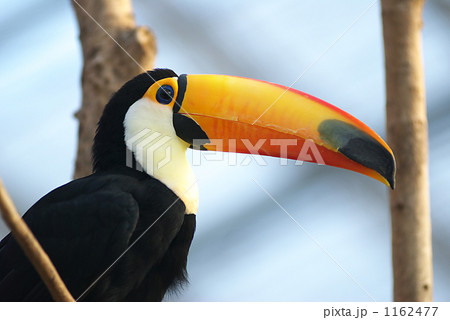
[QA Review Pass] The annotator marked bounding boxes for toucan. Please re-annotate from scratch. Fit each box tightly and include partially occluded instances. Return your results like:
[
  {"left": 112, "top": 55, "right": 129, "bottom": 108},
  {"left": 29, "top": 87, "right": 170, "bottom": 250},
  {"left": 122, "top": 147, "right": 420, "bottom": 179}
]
[{"left": 0, "top": 68, "right": 395, "bottom": 301}]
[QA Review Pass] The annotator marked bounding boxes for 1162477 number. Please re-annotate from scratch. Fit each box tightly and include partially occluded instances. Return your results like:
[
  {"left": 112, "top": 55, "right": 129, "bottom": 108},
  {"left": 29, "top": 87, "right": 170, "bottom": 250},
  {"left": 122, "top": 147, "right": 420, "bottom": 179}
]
[{"left": 384, "top": 307, "right": 438, "bottom": 317}]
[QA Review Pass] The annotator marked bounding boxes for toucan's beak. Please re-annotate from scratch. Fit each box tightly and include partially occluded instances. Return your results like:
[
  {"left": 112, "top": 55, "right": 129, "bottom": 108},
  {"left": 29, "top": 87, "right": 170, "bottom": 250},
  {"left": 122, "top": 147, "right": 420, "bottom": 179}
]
[{"left": 175, "top": 74, "right": 396, "bottom": 188}]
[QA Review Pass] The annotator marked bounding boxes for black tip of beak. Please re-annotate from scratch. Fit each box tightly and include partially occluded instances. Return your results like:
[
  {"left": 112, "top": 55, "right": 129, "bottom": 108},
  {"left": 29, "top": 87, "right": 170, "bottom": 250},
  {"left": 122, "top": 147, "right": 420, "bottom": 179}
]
[{"left": 319, "top": 120, "right": 396, "bottom": 189}]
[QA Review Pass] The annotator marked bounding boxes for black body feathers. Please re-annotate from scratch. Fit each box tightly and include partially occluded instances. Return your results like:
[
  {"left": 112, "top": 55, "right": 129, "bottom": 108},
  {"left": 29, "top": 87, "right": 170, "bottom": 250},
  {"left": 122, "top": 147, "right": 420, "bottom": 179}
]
[{"left": 0, "top": 69, "right": 196, "bottom": 301}]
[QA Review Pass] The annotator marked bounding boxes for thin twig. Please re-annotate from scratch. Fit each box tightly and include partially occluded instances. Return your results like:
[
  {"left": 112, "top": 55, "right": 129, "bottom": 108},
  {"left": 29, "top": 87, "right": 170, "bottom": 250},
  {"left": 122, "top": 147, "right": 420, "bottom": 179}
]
[{"left": 0, "top": 178, "right": 74, "bottom": 302}]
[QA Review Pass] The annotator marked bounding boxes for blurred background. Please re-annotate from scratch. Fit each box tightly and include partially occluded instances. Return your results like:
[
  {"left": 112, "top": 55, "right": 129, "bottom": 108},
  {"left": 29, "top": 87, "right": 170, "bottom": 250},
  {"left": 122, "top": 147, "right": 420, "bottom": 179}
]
[{"left": 0, "top": 0, "right": 449, "bottom": 301}]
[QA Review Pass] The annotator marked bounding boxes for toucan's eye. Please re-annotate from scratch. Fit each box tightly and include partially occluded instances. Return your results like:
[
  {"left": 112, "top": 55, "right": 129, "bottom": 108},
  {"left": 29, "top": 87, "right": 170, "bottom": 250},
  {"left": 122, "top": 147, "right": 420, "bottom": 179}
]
[{"left": 156, "top": 85, "right": 175, "bottom": 104}]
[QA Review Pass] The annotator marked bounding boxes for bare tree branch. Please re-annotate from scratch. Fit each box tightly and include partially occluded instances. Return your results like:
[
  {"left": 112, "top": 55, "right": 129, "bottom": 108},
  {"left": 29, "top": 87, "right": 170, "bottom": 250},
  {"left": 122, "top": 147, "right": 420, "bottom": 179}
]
[
  {"left": 381, "top": 0, "right": 433, "bottom": 301},
  {"left": 0, "top": 178, "right": 74, "bottom": 302},
  {"left": 72, "top": 0, "right": 157, "bottom": 178}
]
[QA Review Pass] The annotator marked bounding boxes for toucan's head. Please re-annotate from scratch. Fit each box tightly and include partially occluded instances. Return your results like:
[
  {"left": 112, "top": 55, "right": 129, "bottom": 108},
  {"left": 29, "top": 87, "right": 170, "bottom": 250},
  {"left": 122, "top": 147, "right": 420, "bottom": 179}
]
[{"left": 93, "top": 68, "right": 395, "bottom": 213}]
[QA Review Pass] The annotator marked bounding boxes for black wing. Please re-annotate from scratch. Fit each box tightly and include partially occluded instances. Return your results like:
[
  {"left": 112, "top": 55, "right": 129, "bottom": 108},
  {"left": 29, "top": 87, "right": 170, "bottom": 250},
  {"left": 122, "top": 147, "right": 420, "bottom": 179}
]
[{"left": 0, "top": 171, "right": 186, "bottom": 301}]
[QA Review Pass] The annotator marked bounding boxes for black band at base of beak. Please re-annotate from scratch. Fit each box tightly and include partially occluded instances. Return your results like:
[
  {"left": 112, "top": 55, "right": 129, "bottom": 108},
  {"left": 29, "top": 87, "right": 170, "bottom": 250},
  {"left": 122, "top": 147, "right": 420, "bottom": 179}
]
[{"left": 173, "top": 113, "right": 210, "bottom": 148}]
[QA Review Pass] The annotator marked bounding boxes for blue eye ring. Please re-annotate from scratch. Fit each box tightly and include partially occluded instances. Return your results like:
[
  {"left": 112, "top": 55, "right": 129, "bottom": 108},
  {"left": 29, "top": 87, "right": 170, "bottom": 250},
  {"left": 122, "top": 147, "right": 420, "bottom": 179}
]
[{"left": 155, "top": 85, "right": 175, "bottom": 104}]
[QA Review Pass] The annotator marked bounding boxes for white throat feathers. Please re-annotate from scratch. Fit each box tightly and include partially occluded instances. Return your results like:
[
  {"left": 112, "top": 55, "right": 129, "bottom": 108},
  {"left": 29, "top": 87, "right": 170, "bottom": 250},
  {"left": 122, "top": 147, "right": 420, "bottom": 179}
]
[{"left": 123, "top": 98, "right": 199, "bottom": 214}]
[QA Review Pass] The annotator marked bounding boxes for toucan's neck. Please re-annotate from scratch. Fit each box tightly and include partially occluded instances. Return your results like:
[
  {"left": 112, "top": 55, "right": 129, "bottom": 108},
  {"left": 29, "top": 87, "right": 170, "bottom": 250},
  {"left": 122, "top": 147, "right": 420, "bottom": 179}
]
[
  {"left": 123, "top": 98, "right": 199, "bottom": 214},
  {"left": 92, "top": 118, "right": 128, "bottom": 173},
  {"left": 93, "top": 98, "right": 199, "bottom": 214},
  {"left": 123, "top": 98, "right": 198, "bottom": 213},
  {"left": 92, "top": 70, "right": 199, "bottom": 214},
  {"left": 93, "top": 75, "right": 152, "bottom": 173}
]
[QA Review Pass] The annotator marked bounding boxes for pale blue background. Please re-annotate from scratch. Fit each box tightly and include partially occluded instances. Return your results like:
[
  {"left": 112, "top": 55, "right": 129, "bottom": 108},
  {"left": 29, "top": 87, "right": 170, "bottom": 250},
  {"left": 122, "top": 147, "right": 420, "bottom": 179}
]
[{"left": 0, "top": 0, "right": 449, "bottom": 301}]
